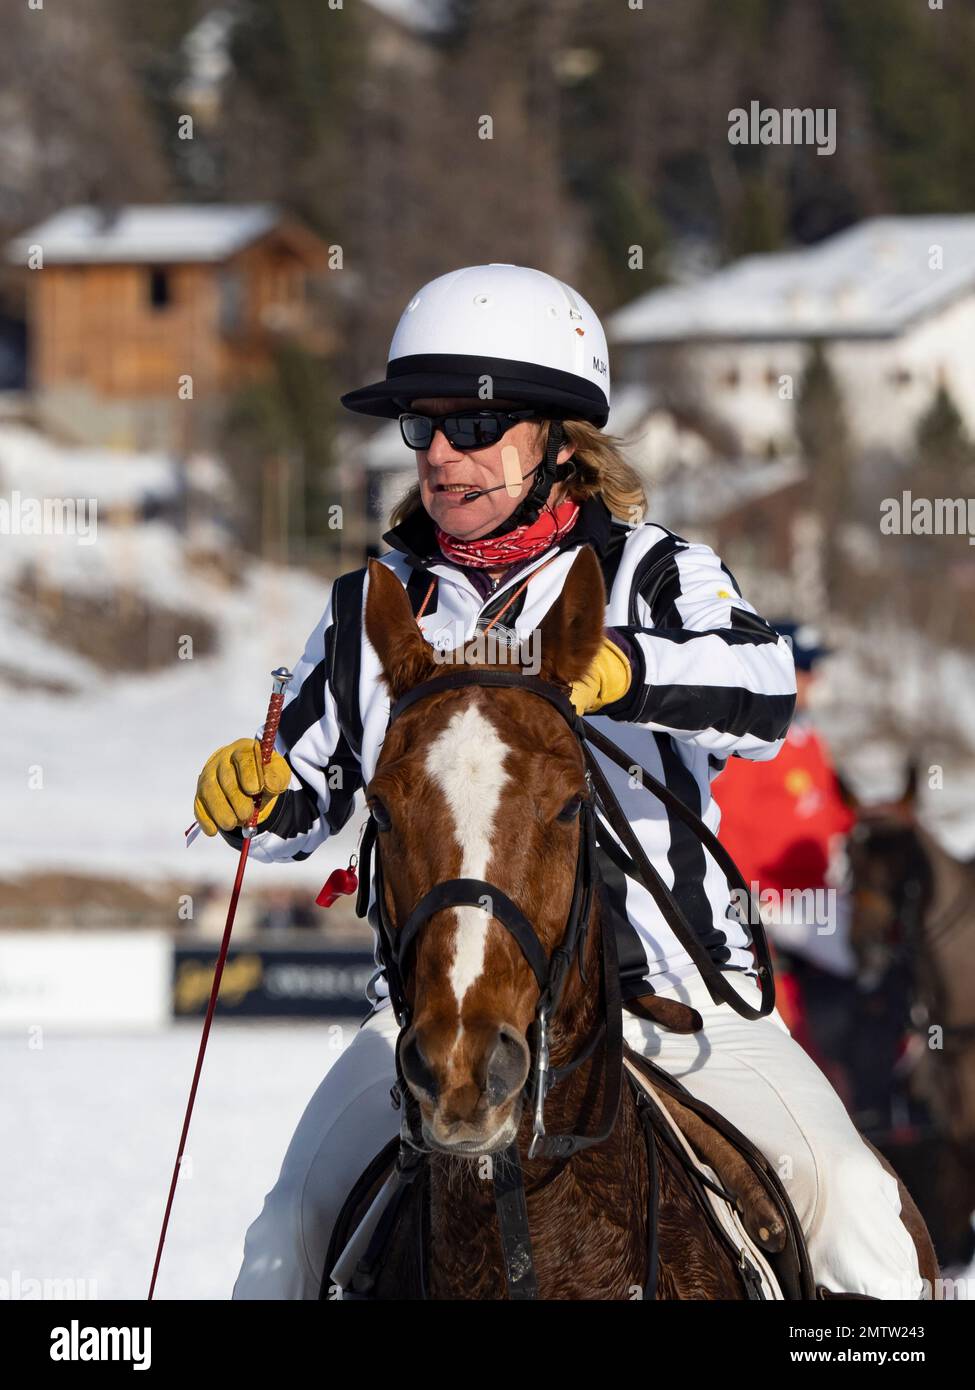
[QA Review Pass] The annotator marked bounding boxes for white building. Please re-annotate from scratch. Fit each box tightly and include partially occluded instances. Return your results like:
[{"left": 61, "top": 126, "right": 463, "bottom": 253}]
[{"left": 608, "top": 215, "right": 975, "bottom": 458}]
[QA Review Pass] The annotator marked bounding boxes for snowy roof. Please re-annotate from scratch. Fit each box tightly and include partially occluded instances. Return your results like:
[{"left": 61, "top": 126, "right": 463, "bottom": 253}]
[
  {"left": 605, "top": 382, "right": 662, "bottom": 435},
  {"left": 364, "top": 0, "right": 450, "bottom": 34},
  {"left": 0, "top": 424, "right": 180, "bottom": 506},
  {"left": 5, "top": 204, "right": 282, "bottom": 266},
  {"left": 650, "top": 456, "right": 805, "bottom": 527},
  {"left": 609, "top": 216, "right": 975, "bottom": 344},
  {"left": 356, "top": 419, "right": 412, "bottom": 474}
]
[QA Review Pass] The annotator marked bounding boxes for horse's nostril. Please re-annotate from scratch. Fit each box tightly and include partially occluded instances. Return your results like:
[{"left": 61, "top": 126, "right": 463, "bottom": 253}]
[
  {"left": 400, "top": 1029, "right": 439, "bottom": 1102},
  {"left": 484, "top": 1025, "right": 529, "bottom": 1108}
]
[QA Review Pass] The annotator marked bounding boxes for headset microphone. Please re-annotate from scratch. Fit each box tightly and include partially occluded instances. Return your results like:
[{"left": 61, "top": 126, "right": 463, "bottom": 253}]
[{"left": 461, "top": 464, "right": 539, "bottom": 503}]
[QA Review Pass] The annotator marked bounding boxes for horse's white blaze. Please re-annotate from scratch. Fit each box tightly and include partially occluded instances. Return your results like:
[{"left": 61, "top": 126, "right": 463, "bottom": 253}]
[{"left": 424, "top": 702, "right": 510, "bottom": 1014}]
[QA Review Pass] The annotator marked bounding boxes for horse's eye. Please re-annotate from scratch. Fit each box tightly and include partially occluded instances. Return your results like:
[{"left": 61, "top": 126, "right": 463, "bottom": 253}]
[
  {"left": 557, "top": 795, "right": 583, "bottom": 823},
  {"left": 370, "top": 799, "right": 392, "bottom": 831}
]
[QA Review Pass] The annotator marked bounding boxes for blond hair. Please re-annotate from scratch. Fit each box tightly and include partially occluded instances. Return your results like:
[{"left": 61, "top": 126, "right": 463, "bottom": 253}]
[{"left": 388, "top": 418, "right": 648, "bottom": 529}]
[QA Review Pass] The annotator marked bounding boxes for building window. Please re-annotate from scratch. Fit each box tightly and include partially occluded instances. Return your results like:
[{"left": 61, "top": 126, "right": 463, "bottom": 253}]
[
  {"left": 720, "top": 366, "right": 740, "bottom": 390},
  {"left": 888, "top": 367, "right": 913, "bottom": 388},
  {"left": 219, "top": 270, "right": 244, "bottom": 333},
  {"left": 148, "top": 267, "right": 171, "bottom": 309}
]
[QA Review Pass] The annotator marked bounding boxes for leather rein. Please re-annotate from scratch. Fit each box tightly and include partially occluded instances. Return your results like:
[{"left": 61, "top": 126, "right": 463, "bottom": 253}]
[{"left": 347, "top": 665, "right": 776, "bottom": 1299}]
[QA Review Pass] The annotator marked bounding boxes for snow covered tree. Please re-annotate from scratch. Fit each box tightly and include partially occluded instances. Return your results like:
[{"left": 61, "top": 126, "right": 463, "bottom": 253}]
[
  {"left": 795, "top": 342, "right": 853, "bottom": 611},
  {"left": 915, "top": 384, "right": 975, "bottom": 499}
]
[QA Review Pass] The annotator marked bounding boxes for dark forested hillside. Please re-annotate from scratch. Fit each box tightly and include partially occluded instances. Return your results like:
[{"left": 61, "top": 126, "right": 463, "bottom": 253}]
[{"left": 3, "top": 0, "right": 975, "bottom": 368}]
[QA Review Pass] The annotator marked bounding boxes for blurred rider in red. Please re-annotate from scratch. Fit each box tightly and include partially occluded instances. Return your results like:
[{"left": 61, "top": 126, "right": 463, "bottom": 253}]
[{"left": 712, "top": 622, "right": 857, "bottom": 1098}]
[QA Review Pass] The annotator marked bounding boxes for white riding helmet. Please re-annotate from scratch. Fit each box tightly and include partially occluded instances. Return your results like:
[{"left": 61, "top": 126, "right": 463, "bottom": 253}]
[{"left": 341, "top": 263, "right": 611, "bottom": 426}]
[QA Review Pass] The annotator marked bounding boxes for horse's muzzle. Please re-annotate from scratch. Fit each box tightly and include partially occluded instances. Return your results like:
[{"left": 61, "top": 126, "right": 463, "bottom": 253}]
[{"left": 400, "top": 1020, "right": 531, "bottom": 1150}]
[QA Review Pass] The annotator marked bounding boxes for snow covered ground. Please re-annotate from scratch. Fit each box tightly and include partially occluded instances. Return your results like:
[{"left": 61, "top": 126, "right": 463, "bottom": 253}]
[
  {"left": 2, "top": 1019, "right": 366, "bottom": 1300},
  {"left": 6, "top": 1020, "right": 974, "bottom": 1302},
  {"left": 0, "top": 425, "right": 361, "bottom": 889}
]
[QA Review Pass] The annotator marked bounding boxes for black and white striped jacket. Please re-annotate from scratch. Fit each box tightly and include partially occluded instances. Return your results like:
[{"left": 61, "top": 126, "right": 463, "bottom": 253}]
[{"left": 238, "top": 496, "right": 797, "bottom": 998}]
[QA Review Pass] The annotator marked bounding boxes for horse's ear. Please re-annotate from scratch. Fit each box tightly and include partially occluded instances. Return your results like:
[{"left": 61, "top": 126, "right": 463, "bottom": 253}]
[
  {"left": 536, "top": 546, "right": 607, "bottom": 689},
  {"left": 364, "top": 559, "right": 439, "bottom": 700}
]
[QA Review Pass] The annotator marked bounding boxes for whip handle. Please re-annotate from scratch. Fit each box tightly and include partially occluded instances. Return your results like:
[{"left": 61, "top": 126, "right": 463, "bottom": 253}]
[{"left": 247, "top": 667, "right": 292, "bottom": 831}]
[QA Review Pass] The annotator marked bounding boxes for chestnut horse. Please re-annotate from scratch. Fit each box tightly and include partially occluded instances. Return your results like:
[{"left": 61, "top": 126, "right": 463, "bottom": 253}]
[{"left": 326, "top": 549, "right": 935, "bottom": 1299}]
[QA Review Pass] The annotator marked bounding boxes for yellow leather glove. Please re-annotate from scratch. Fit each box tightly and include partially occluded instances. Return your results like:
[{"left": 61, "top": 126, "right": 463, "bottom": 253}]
[
  {"left": 194, "top": 738, "right": 291, "bottom": 837},
  {"left": 569, "top": 636, "right": 632, "bottom": 715}
]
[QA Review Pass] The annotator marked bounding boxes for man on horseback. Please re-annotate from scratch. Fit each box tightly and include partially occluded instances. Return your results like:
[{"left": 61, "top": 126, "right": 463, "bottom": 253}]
[{"left": 194, "top": 265, "right": 925, "bottom": 1299}]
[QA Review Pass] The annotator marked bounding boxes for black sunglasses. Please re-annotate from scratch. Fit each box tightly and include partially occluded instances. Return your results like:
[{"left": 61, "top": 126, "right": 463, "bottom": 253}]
[{"left": 398, "top": 407, "right": 542, "bottom": 452}]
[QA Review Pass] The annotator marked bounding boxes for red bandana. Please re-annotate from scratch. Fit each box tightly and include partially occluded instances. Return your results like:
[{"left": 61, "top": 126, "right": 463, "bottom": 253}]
[{"left": 434, "top": 499, "right": 580, "bottom": 569}]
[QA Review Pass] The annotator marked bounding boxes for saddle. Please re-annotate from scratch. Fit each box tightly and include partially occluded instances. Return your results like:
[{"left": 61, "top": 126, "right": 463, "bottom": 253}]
[
  {"left": 320, "top": 1021, "right": 820, "bottom": 1301},
  {"left": 620, "top": 1042, "right": 815, "bottom": 1300}
]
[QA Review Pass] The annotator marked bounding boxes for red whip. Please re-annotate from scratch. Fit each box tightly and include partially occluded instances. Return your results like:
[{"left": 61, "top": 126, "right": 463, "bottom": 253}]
[{"left": 148, "top": 666, "right": 293, "bottom": 1300}]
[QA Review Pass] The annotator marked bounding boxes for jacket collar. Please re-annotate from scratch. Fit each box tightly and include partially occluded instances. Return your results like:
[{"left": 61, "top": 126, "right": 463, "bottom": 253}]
[{"left": 382, "top": 494, "right": 615, "bottom": 570}]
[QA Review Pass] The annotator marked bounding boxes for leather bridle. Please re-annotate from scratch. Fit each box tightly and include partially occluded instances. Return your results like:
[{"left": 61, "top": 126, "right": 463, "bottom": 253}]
[{"left": 348, "top": 665, "right": 776, "bottom": 1299}]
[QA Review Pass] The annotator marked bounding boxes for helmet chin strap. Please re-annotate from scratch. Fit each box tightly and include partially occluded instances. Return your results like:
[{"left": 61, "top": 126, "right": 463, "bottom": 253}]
[{"left": 474, "top": 421, "right": 569, "bottom": 542}]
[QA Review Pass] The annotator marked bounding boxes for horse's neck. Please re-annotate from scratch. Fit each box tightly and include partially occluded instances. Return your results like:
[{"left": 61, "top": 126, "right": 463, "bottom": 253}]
[
  {"left": 912, "top": 821, "right": 974, "bottom": 1018},
  {"left": 915, "top": 822, "right": 970, "bottom": 925}
]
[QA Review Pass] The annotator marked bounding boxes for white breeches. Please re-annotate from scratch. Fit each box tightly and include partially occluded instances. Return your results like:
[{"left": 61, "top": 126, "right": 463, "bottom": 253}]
[{"left": 231, "top": 975, "right": 923, "bottom": 1300}]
